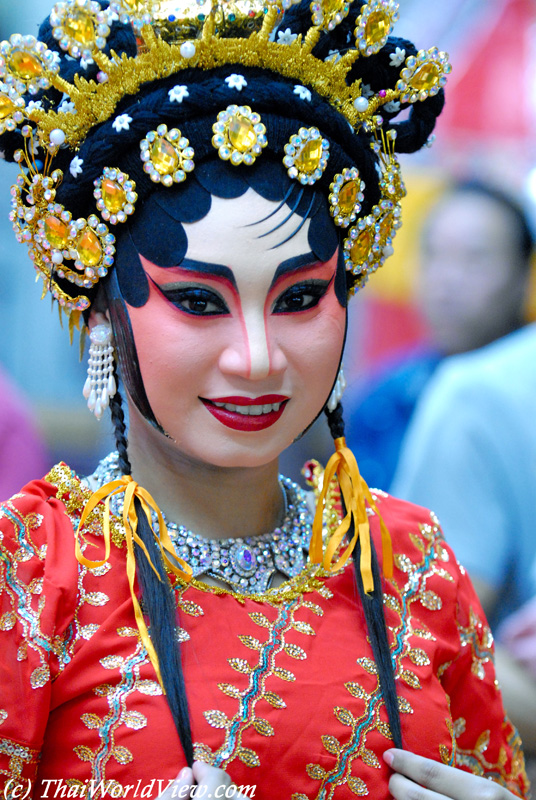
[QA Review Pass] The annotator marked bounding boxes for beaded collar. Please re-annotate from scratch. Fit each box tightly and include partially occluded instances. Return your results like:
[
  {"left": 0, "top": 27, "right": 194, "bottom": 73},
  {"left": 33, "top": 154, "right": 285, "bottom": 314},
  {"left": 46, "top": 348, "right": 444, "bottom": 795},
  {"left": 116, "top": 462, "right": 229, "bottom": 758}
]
[{"left": 86, "top": 452, "right": 314, "bottom": 594}]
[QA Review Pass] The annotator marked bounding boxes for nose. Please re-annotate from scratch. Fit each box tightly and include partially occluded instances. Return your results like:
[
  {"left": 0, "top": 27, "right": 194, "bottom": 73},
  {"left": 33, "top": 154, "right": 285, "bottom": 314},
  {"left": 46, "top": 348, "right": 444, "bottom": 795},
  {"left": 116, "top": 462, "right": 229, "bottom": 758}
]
[{"left": 218, "top": 312, "right": 287, "bottom": 380}]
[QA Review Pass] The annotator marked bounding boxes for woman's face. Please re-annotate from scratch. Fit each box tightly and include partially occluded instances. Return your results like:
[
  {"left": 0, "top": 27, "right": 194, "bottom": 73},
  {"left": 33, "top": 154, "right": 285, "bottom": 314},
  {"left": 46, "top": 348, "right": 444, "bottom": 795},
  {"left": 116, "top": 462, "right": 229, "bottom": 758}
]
[{"left": 124, "top": 189, "right": 346, "bottom": 468}]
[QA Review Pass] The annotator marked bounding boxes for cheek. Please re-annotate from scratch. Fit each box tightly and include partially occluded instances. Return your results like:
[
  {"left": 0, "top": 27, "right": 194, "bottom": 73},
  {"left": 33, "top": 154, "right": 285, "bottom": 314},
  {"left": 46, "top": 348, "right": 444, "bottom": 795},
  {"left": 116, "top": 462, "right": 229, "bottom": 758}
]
[
  {"left": 125, "top": 283, "right": 218, "bottom": 389},
  {"left": 270, "top": 291, "right": 346, "bottom": 382}
]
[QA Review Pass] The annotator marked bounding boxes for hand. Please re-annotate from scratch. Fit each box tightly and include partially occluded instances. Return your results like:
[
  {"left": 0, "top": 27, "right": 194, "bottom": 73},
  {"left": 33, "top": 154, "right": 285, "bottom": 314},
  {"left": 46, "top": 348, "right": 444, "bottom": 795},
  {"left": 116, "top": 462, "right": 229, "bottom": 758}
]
[
  {"left": 384, "top": 749, "right": 520, "bottom": 799},
  {"left": 158, "top": 761, "right": 245, "bottom": 799}
]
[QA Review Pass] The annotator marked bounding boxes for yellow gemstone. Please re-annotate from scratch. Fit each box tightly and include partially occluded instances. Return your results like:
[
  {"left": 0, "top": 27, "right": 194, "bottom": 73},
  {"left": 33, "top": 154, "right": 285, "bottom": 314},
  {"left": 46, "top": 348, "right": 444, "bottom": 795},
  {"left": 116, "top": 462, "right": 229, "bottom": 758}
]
[
  {"left": 101, "top": 179, "right": 126, "bottom": 214},
  {"left": 8, "top": 50, "right": 44, "bottom": 81},
  {"left": 323, "top": 0, "right": 342, "bottom": 14},
  {"left": 410, "top": 63, "right": 440, "bottom": 92},
  {"left": 295, "top": 139, "right": 323, "bottom": 175},
  {"left": 364, "top": 11, "right": 390, "bottom": 45},
  {"left": 338, "top": 180, "right": 358, "bottom": 214},
  {"left": 0, "top": 93, "right": 16, "bottom": 121},
  {"left": 64, "top": 9, "right": 96, "bottom": 46},
  {"left": 350, "top": 230, "right": 371, "bottom": 264},
  {"left": 77, "top": 229, "right": 102, "bottom": 267},
  {"left": 379, "top": 215, "right": 392, "bottom": 242},
  {"left": 45, "top": 216, "right": 70, "bottom": 249},
  {"left": 228, "top": 115, "right": 257, "bottom": 153},
  {"left": 151, "top": 137, "right": 179, "bottom": 175}
]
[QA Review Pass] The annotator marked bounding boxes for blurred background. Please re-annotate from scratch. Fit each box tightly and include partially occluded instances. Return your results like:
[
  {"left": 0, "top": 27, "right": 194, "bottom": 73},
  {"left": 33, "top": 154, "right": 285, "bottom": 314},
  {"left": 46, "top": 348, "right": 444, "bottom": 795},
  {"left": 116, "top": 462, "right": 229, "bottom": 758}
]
[{"left": 0, "top": 0, "right": 535, "bottom": 484}]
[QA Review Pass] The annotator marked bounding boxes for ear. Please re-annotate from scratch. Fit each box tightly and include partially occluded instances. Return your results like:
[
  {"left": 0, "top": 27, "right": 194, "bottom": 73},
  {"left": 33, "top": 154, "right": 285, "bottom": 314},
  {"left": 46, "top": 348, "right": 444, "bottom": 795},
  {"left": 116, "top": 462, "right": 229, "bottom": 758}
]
[{"left": 87, "top": 308, "right": 111, "bottom": 331}]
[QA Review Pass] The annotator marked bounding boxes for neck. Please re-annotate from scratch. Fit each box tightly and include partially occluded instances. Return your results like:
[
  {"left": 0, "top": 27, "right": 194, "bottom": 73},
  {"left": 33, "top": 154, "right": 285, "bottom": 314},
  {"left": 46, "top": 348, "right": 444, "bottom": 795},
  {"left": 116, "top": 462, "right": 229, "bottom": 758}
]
[{"left": 124, "top": 404, "right": 285, "bottom": 540}]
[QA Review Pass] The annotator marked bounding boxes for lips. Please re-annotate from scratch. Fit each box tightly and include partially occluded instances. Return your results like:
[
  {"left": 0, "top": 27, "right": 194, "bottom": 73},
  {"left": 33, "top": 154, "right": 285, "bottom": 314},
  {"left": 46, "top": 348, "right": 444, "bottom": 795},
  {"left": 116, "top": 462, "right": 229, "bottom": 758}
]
[{"left": 201, "top": 394, "right": 289, "bottom": 431}]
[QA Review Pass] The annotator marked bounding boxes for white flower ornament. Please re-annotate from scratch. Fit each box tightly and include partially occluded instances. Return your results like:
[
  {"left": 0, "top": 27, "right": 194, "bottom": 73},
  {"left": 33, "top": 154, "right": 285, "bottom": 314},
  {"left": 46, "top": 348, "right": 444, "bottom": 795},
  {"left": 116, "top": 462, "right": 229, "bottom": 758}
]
[
  {"left": 384, "top": 100, "right": 401, "bottom": 113},
  {"left": 113, "top": 114, "right": 132, "bottom": 132},
  {"left": 294, "top": 85, "right": 311, "bottom": 102},
  {"left": 390, "top": 47, "right": 406, "bottom": 67},
  {"left": 277, "top": 28, "right": 297, "bottom": 45},
  {"left": 70, "top": 156, "right": 84, "bottom": 178},
  {"left": 58, "top": 99, "right": 76, "bottom": 114},
  {"left": 225, "top": 74, "right": 247, "bottom": 91},
  {"left": 169, "top": 85, "right": 189, "bottom": 103}
]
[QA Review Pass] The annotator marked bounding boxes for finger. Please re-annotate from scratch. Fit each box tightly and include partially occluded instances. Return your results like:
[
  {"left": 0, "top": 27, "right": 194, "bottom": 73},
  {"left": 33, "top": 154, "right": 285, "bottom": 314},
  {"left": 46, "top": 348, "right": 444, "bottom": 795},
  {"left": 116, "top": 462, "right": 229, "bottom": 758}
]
[
  {"left": 384, "top": 750, "right": 511, "bottom": 800},
  {"left": 158, "top": 767, "right": 194, "bottom": 799},
  {"left": 389, "top": 772, "right": 451, "bottom": 800},
  {"left": 192, "top": 760, "right": 233, "bottom": 795}
]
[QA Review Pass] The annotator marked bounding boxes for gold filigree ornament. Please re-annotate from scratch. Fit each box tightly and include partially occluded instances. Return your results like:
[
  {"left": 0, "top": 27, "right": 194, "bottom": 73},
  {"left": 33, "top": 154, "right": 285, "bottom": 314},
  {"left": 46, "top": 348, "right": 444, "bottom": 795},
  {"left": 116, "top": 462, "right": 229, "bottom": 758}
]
[
  {"left": 310, "top": 0, "right": 351, "bottom": 33},
  {"left": 329, "top": 167, "right": 365, "bottom": 227},
  {"left": 283, "top": 126, "right": 329, "bottom": 185},
  {"left": 50, "top": 0, "right": 113, "bottom": 60},
  {"left": 354, "top": 0, "right": 399, "bottom": 56},
  {"left": 94, "top": 168, "right": 138, "bottom": 224},
  {"left": 0, "top": 34, "right": 61, "bottom": 134},
  {"left": 342, "top": 129, "right": 404, "bottom": 291},
  {"left": 140, "top": 124, "right": 195, "bottom": 185},
  {"left": 212, "top": 105, "right": 267, "bottom": 166},
  {"left": 10, "top": 142, "right": 116, "bottom": 317},
  {"left": 396, "top": 47, "right": 451, "bottom": 103}
]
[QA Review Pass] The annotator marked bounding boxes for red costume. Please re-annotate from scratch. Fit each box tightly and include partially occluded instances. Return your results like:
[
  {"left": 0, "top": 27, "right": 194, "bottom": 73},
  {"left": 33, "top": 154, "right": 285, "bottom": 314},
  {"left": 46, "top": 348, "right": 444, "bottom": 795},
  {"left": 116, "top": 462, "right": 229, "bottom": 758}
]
[{"left": 0, "top": 463, "right": 528, "bottom": 798}]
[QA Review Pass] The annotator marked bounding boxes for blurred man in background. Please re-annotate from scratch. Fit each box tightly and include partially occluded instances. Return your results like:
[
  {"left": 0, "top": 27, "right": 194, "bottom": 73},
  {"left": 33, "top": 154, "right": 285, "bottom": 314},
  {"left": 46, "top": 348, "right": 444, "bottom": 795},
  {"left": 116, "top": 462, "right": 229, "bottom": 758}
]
[{"left": 345, "top": 180, "right": 533, "bottom": 490}]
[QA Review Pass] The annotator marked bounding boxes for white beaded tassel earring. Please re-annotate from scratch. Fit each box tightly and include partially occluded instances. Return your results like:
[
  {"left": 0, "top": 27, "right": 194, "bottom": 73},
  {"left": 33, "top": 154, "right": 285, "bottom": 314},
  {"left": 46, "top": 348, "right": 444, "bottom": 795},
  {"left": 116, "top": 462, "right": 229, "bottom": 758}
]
[
  {"left": 327, "top": 365, "right": 347, "bottom": 412},
  {"left": 83, "top": 324, "right": 116, "bottom": 420}
]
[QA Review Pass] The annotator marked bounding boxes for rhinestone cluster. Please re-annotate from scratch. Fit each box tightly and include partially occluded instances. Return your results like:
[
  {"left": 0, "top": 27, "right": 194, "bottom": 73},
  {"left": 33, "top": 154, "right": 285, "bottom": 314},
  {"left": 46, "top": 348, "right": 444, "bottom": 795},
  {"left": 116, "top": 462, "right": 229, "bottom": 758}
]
[
  {"left": 89, "top": 452, "right": 314, "bottom": 594},
  {"left": 140, "top": 124, "right": 195, "bottom": 185},
  {"left": 212, "top": 105, "right": 267, "bottom": 166}
]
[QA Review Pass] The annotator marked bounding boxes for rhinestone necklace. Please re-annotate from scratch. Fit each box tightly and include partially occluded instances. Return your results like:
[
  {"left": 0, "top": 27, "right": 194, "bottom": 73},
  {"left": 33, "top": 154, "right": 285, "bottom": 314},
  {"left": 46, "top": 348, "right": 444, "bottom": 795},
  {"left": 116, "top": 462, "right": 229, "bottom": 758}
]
[{"left": 86, "top": 452, "right": 314, "bottom": 594}]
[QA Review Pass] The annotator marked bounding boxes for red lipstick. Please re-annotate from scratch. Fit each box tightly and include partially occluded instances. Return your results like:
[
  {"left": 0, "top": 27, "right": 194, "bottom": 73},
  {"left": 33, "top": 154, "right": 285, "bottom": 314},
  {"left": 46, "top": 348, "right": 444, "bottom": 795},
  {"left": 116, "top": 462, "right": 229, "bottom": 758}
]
[{"left": 201, "top": 395, "right": 289, "bottom": 431}]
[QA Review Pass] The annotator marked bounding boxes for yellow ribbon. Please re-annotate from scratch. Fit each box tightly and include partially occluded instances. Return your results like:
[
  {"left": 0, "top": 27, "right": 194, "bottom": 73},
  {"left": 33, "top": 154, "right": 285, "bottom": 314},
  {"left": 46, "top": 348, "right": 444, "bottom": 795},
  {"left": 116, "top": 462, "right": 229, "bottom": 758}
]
[
  {"left": 75, "top": 476, "right": 193, "bottom": 690},
  {"left": 309, "top": 437, "right": 393, "bottom": 594}
]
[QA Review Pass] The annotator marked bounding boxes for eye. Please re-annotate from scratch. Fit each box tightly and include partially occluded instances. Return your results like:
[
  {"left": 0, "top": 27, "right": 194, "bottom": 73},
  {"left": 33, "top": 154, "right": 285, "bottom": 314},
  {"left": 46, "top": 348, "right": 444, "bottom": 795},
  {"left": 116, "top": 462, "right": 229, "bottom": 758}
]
[
  {"left": 158, "top": 286, "right": 230, "bottom": 316},
  {"left": 273, "top": 280, "right": 331, "bottom": 314}
]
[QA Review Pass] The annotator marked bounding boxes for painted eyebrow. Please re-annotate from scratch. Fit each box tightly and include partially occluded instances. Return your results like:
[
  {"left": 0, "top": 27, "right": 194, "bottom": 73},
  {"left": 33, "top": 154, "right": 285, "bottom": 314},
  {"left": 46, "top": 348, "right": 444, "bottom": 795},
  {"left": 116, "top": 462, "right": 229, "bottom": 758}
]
[
  {"left": 178, "top": 258, "right": 237, "bottom": 290},
  {"left": 171, "top": 253, "right": 320, "bottom": 292},
  {"left": 269, "top": 252, "right": 319, "bottom": 289}
]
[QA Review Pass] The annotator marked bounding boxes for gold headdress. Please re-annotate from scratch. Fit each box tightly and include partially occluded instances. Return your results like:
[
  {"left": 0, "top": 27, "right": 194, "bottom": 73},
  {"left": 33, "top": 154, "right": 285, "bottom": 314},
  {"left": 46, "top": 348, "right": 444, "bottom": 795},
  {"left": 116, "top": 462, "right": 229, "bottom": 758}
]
[{"left": 0, "top": 0, "right": 451, "bottom": 328}]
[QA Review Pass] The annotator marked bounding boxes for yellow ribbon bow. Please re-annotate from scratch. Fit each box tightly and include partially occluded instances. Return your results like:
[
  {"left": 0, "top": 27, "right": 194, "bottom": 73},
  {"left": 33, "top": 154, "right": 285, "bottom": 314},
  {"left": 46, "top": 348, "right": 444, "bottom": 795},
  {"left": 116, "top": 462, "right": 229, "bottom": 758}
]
[
  {"left": 309, "top": 437, "right": 393, "bottom": 593},
  {"left": 75, "top": 475, "right": 193, "bottom": 690}
]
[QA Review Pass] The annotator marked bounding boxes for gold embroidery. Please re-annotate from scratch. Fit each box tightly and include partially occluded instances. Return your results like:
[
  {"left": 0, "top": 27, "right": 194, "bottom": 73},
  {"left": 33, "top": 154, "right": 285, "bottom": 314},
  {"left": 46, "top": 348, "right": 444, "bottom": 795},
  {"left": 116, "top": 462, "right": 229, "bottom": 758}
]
[
  {"left": 455, "top": 717, "right": 528, "bottom": 795},
  {"left": 0, "top": 737, "right": 40, "bottom": 795},
  {"left": 199, "top": 597, "right": 318, "bottom": 770},
  {"left": 458, "top": 608, "right": 493, "bottom": 680}
]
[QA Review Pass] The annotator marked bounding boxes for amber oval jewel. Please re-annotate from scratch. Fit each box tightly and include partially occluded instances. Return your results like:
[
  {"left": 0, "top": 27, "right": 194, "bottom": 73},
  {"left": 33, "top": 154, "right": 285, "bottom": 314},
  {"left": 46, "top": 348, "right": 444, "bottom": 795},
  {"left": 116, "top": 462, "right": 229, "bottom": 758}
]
[
  {"left": 77, "top": 229, "right": 102, "bottom": 267},
  {"left": 379, "top": 215, "right": 393, "bottom": 242},
  {"left": 338, "top": 181, "right": 359, "bottom": 214},
  {"left": 151, "top": 137, "right": 179, "bottom": 175},
  {"left": 64, "top": 9, "right": 96, "bottom": 46},
  {"left": 228, "top": 115, "right": 257, "bottom": 153},
  {"left": 8, "top": 50, "right": 44, "bottom": 81},
  {"left": 410, "top": 63, "right": 440, "bottom": 92},
  {"left": 323, "top": 0, "right": 343, "bottom": 14},
  {"left": 101, "top": 179, "right": 126, "bottom": 214},
  {"left": 0, "top": 93, "right": 16, "bottom": 121},
  {"left": 364, "top": 11, "right": 390, "bottom": 45},
  {"left": 295, "top": 140, "right": 323, "bottom": 175},
  {"left": 45, "top": 216, "right": 70, "bottom": 249},
  {"left": 351, "top": 230, "right": 371, "bottom": 264}
]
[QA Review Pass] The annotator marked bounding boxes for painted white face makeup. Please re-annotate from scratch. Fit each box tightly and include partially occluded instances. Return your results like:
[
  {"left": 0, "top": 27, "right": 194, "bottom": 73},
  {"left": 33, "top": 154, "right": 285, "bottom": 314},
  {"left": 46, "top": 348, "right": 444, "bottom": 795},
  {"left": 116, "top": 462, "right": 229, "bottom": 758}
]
[{"left": 125, "top": 188, "right": 346, "bottom": 468}]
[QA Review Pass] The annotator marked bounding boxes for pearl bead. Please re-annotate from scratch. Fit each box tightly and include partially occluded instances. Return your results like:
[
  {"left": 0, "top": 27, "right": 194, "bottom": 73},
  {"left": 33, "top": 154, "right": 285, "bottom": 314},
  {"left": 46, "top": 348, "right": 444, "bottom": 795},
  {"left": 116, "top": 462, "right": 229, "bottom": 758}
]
[
  {"left": 51, "top": 251, "right": 64, "bottom": 264},
  {"left": 50, "top": 128, "right": 66, "bottom": 146},
  {"left": 180, "top": 41, "right": 196, "bottom": 59},
  {"left": 353, "top": 97, "right": 369, "bottom": 113}
]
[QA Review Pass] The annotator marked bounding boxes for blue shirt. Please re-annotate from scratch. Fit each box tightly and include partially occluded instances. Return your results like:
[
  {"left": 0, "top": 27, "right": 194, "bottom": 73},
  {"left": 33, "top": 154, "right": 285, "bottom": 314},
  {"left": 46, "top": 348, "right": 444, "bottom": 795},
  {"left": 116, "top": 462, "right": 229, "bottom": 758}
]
[{"left": 392, "top": 325, "right": 536, "bottom": 630}]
